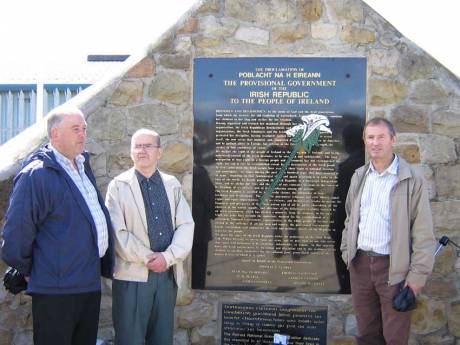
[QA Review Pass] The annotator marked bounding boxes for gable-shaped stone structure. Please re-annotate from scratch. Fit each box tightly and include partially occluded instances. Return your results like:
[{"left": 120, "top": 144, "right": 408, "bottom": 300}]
[{"left": 0, "top": 0, "right": 459, "bottom": 343}]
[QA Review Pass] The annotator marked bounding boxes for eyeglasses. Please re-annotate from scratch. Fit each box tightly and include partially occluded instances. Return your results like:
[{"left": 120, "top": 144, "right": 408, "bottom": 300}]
[{"left": 133, "top": 144, "right": 160, "bottom": 151}]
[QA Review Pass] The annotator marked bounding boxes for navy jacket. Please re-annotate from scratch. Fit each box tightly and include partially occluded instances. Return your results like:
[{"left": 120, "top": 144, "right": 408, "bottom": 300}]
[{"left": 1, "top": 145, "right": 114, "bottom": 294}]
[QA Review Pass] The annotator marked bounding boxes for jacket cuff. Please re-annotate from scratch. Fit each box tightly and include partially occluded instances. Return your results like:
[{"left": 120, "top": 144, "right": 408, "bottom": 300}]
[
  {"left": 143, "top": 250, "right": 154, "bottom": 265},
  {"left": 161, "top": 251, "right": 174, "bottom": 268},
  {"left": 406, "top": 271, "right": 428, "bottom": 287}
]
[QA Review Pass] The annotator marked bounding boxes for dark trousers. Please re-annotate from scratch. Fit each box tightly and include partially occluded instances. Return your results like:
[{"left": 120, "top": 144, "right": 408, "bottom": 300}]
[
  {"left": 32, "top": 291, "right": 101, "bottom": 345},
  {"left": 192, "top": 242, "right": 209, "bottom": 289},
  {"left": 349, "top": 254, "right": 412, "bottom": 345},
  {"left": 112, "top": 270, "right": 177, "bottom": 345}
]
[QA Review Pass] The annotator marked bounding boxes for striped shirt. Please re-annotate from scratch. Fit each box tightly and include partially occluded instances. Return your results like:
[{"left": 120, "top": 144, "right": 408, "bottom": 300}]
[
  {"left": 357, "top": 155, "right": 399, "bottom": 255},
  {"left": 51, "top": 145, "right": 109, "bottom": 257}
]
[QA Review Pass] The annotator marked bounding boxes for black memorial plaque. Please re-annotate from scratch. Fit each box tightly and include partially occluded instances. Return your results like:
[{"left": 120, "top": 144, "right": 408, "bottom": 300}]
[
  {"left": 192, "top": 58, "right": 366, "bottom": 293},
  {"left": 220, "top": 303, "right": 327, "bottom": 345}
]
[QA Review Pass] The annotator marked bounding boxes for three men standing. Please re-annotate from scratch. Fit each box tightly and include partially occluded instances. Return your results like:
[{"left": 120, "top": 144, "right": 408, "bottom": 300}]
[
  {"left": 2, "top": 108, "right": 435, "bottom": 345},
  {"left": 341, "top": 117, "right": 436, "bottom": 345},
  {"left": 2, "top": 107, "right": 114, "bottom": 345},
  {"left": 105, "top": 128, "right": 194, "bottom": 345}
]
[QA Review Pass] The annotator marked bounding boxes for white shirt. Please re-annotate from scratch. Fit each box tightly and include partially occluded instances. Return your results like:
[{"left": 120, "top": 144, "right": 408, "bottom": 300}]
[
  {"left": 357, "top": 155, "right": 399, "bottom": 255},
  {"left": 51, "top": 145, "right": 109, "bottom": 257}
]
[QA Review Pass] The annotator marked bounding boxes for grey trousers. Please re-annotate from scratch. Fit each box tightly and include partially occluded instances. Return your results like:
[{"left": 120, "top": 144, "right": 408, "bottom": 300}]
[{"left": 112, "top": 270, "right": 177, "bottom": 345}]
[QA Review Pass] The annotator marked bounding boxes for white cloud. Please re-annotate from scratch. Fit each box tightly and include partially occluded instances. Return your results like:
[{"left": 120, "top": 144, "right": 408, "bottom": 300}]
[
  {"left": 1, "top": 0, "right": 458, "bottom": 77},
  {"left": 0, "top": 0, "right": 196, "bottom": 63},
  {"left": 364, "top": 0, "right": 459, "bottom": 77}
]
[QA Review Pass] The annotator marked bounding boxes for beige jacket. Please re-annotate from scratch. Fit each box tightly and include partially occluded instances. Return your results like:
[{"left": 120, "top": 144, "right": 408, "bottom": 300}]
[
  {"left": 105, "top": 168, "right": 194, "bottom": 289},
  {"left": 341, "top": 157, "right": 436, "bottom": 286}
]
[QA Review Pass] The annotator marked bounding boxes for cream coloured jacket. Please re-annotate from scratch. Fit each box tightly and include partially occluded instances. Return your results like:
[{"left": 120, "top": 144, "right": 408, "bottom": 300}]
[
  {"left": 105, "top": 168, "right": 194, "bottom": 289},
  {"left": 341, "top": 157, "right": 436, "bottom": 287}
]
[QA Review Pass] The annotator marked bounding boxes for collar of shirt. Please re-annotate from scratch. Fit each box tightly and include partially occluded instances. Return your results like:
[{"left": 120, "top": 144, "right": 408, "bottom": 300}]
[
  {"left": 49, "top": 144, "right": 85, "bottom": 173},
  {"left": 135, "top": 169, "right": 161, "bottom": 185},
  {"left": 367, "top": 154, "right": 399, "bottom": 177}
]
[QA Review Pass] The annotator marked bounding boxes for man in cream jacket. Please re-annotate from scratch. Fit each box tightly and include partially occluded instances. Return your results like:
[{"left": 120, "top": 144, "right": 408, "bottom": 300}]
[
  {"left": 341, "top": 118, "right": 435, "bottom": 345},
  {"left": 105, "top": 128, "right": 194, "bottom": 345}
]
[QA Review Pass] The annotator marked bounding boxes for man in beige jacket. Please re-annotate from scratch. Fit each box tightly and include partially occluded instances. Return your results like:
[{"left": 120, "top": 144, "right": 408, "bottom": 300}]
[
  {"left": 341, "top": 117, "right": 435, "bottom": 345},
  {"left": 105, "top": 128, "right": 194, "bottom": 345}
]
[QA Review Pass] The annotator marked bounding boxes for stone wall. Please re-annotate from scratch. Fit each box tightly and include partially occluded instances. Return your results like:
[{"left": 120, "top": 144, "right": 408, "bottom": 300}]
[{"left": 0, "top": 0, "right": 459, "bottom": 344}]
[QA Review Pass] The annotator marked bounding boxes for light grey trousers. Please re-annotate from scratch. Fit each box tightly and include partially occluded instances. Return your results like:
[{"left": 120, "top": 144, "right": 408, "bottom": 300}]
[{"left": 112, "top": 270, "right": 177, "bottom": 345}]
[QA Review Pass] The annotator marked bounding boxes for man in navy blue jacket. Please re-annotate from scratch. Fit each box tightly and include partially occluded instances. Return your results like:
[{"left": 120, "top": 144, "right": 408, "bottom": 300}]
[{"left": 2, "top": 106, "right": 114, "bottom": 345}]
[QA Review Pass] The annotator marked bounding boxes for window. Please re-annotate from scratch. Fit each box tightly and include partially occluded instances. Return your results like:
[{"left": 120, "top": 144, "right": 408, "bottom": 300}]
[
  {"left": 43, "top": 84, "right": 90, "bottom": 116},
  {"left": 0, "top": 85, "right": 36, "bottom": 144},
  {"left": 0, "top": 84, "right": 90, "bottom": 145}
]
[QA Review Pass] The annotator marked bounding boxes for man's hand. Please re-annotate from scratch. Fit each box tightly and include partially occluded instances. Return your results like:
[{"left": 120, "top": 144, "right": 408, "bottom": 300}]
[
  {"left": 146, "top": 253, "right": 168, "bottom": 273},
  {"left": 405, "top": 281, "right": 423, "bottom": 296}
]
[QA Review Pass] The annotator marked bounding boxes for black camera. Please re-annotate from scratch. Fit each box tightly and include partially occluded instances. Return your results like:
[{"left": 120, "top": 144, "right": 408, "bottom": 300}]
[
  {"left": 392, "top": 285, "right": 416, "bottom": 312},
  {"left": 3, "top": 267, "right": 28, "bottom": 294}
]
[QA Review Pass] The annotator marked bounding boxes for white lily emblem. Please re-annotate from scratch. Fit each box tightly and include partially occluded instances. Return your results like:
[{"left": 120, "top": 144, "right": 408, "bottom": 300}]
[
  {"left": 259, "top": 114, "right": 332, "bottom": 208},
  {"left": 285, "top": 114, "right": 331, "bottom": 140}
]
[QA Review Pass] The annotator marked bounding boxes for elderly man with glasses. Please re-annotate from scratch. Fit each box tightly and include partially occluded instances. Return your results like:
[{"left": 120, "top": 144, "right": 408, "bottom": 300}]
[{"left": 105, "top": 128, "right": 194, "bottom": 345}]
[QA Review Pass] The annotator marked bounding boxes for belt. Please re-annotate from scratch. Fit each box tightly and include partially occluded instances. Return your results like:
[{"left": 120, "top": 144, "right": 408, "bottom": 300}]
[{"left": 357, "top": 249, "right": 389, "bottom": 257}]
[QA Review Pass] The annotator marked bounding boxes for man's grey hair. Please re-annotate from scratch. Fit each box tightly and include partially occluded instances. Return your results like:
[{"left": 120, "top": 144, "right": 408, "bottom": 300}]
[
  {"left": 47, "top": 106, "right": 85, "bottom": 138},
  {"left": 131, "top": 128, "right": 161, "bottom": 149},
  {"left": 363, "top": 117, "right": 396, "bottom": 138}
]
